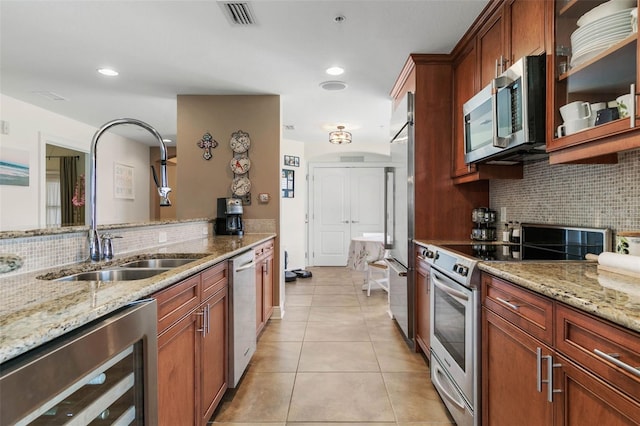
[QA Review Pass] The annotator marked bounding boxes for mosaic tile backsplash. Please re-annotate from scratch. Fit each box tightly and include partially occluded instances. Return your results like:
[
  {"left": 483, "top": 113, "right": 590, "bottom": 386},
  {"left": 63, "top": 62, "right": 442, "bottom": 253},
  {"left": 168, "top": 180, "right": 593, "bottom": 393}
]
[{"left": 490, "top": 148, "right": 640, "bottom": 239}]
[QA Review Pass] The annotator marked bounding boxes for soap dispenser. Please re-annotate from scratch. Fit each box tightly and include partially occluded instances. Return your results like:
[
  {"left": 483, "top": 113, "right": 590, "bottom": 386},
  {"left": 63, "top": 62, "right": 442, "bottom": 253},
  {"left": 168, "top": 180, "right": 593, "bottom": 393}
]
[{"left": 101, "top": 233, "right": 121, "bottom": 260}]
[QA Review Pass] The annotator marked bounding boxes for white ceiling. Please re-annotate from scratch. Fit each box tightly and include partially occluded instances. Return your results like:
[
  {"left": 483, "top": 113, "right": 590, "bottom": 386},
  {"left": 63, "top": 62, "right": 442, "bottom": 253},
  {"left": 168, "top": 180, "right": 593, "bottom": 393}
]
[{"left": 0, "top": 0, "right": 489, "bottom": 148}]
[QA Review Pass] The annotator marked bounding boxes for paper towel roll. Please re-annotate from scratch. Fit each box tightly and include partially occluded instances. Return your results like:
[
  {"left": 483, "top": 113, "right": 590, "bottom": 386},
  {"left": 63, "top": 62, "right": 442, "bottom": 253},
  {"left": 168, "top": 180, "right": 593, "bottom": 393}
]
[{"left": 597, "top": 252, "right": 640, "bottom": 275}]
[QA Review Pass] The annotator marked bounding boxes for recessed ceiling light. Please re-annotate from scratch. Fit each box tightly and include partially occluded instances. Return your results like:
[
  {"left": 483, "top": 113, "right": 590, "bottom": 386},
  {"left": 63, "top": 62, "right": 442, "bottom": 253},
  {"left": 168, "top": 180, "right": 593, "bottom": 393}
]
[
  {"left": 162, "top": 138, "right": 172, "bottom": 143},
  {"left": 97, "top": 68, "right": 119, "bottom": 77},
  {"left": 326, "top": 66, "right": 344, "bottom": 76}
]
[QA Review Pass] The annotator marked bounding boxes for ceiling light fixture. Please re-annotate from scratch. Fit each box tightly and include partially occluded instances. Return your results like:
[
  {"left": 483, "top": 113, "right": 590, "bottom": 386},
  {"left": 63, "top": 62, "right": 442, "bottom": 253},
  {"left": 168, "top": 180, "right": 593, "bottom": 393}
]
[
  {"left": 97, "top": 68, "right": 119, "bottom": 77},
  {"left": 329, "top": 125, "right": 352, "bottom": 145},
  {"left": 326, "top": 66, "right": 344, "bottom": 76}
]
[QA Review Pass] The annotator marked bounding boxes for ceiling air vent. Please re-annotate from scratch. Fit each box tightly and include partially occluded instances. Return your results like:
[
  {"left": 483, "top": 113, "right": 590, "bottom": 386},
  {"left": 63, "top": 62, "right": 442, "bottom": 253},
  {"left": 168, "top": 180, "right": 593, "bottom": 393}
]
[{"left": 219, "top": 2, "right": 256, "bottom": 25}]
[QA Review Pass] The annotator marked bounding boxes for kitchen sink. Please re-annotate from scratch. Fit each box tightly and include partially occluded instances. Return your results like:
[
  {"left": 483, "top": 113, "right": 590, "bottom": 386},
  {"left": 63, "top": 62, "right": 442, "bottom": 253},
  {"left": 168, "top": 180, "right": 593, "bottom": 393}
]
[
  {"left": 54, "top": 268, "right": 169, "bottom": 282},
  {"left": 119, "top": 258, "right": 199, "bottom": 268}
]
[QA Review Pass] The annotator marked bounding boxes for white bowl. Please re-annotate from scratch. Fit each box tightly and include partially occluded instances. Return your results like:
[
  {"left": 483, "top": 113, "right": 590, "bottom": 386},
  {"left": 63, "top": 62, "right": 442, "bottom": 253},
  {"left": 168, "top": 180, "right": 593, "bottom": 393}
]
[{"left": 577, "top": 0, "right": 636, "bottom": 27}]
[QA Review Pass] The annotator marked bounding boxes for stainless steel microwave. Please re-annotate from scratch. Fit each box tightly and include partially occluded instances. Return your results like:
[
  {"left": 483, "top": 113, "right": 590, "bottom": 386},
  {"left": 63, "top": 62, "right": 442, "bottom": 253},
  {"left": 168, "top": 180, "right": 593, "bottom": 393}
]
[{"left": 464, "top": 55, "right": 547, "bottom": 165}]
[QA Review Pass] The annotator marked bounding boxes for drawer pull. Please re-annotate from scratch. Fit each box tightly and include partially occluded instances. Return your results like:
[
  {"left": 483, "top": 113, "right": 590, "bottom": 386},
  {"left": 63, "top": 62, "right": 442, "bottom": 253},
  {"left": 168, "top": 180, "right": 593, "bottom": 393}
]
[
  {"left": 496, "top": 297, "right": 519, "bottom": 310},
  {"left": 594, "top": 349, "right": 640, "bottom": 378}
]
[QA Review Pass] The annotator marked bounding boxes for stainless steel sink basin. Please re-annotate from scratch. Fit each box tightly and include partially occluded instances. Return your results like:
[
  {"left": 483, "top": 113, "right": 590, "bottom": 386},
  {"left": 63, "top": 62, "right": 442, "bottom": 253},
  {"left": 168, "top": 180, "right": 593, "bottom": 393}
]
[
  {"left": 119, "top": 258, "right": 198, "bottom": 268},
  {"left": 54, "top": 268, "right": 169, "bottom": 282}
]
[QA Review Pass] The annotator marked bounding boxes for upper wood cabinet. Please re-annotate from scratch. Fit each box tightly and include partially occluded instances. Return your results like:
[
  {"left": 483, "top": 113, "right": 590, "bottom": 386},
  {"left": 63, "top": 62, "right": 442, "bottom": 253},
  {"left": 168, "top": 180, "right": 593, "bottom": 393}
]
[
  {"left": 478, "top": 8, "right": 506, "bottom": 88},
  {"left": 450, "top": 0, "right": 531, "bottom": 183},
  {"left": 390, "top": 55, "right": 489, "bottom": 240},
  {"left": 546, "top": 0, "right": 640, "bottom": 164},
  {"left": 478, "top": 0, "right": 546, "bottom": 88},
  {"left": 452, "top": 43, "right": 479, "bottom": 178}
]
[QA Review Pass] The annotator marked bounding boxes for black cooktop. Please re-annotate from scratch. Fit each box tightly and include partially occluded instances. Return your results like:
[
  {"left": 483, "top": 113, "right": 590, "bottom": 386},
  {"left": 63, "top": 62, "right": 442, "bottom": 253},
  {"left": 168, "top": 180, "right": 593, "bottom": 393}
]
[{"left": 442, "top": 224, "right": 611, "bottom": 262}]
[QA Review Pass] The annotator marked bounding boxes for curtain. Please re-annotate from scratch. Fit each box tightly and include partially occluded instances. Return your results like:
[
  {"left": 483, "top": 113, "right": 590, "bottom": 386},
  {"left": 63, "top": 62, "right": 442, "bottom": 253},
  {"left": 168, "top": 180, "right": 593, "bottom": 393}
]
[
  {"left": 60, "top": 157, "right": 77, "bottom": 226},
  {"left": 46, "top": 174, "right": 61, "bottom": 227}
]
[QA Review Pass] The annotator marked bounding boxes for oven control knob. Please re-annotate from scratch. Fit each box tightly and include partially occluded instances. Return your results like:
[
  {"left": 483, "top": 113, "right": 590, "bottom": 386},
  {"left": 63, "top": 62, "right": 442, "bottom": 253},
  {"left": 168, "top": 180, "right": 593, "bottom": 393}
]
[
  {"left": 425, "top": 250, "right": 435, "bottom": 259},
  {"left": 453, "top": 264, "right": 469, "bottom": 276}
]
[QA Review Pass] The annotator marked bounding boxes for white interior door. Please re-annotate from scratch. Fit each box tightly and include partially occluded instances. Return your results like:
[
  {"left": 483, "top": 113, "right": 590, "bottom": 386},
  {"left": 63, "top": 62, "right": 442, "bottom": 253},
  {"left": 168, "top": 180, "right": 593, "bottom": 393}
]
[
  {"left": 311, "top": 167, "right": 385, "bottom": 266},
  {"left": 312, "top": 168, "right": 350, "bottom": 266}
]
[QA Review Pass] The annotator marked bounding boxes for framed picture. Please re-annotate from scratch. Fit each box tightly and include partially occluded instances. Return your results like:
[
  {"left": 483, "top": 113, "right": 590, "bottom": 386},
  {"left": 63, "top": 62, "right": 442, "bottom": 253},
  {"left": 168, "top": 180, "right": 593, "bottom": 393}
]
[
  {"left": 0, "top": 147, "right": 29, "bottom": 186},
  {"left": 281, "top": 169, "right": 294, "bottom": 198},
  {"left": 284, "top": 155, "right": 299, "bottom": 167},
  {"left": 114, "top": 162, "right": 135, "bottom": 199}
]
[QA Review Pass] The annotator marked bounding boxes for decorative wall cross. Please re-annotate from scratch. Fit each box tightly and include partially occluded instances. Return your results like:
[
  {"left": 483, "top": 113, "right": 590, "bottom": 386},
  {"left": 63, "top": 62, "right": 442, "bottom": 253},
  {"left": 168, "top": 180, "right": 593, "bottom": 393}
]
[{"left": 197, "top": 132, "right": 218, "bottom": 160}]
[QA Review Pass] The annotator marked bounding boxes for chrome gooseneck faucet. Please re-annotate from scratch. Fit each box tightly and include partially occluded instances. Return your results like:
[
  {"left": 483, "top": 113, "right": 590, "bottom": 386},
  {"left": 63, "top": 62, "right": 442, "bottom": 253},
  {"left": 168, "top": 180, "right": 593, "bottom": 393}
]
[{"left": 89, "top": 118, "right": 172, "bottom": 261}]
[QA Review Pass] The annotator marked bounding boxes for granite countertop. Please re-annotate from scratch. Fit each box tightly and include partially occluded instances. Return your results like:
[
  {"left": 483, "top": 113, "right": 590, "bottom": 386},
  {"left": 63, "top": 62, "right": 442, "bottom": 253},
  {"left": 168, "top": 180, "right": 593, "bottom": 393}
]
[
  {"left": 0, "top": 233, "right": 275, "bottom": 364},
  {"left": 415, "top": 238, "right": 640, "bottom": 333},
  {"left": 478, "top": 261, "right": 640, "bottom": 333}
]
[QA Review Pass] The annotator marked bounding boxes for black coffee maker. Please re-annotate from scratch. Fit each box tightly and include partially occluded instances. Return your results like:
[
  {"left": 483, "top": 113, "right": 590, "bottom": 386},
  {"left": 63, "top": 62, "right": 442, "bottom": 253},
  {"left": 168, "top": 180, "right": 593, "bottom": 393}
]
[{"left": 214, "top": 198, "right": 244, "bottom": 236}]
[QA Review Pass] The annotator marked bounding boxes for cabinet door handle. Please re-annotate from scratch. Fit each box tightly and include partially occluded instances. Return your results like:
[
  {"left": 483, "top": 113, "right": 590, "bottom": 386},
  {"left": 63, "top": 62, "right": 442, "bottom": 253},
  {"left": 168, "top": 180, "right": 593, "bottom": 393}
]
[
  {"left": 536, "top": 347, "right": 543, "bottom": 393},
  {"left": 536, "top": 348, "right": 561, "bottom": 401},
  {"left": 205, "top": 303, "right": 210, "bottom": 336},
  {"left": 196, "top": 309, "right": 206, "bottom": 336},
  {"left": 630, "top": 83, "right": 636, "bottom": 129},
  {"left": 594, "top": 349, "right": 640, "bottom": 378},
  {"left": 496, "top": 296, "right": 519, "bottom": 310}
]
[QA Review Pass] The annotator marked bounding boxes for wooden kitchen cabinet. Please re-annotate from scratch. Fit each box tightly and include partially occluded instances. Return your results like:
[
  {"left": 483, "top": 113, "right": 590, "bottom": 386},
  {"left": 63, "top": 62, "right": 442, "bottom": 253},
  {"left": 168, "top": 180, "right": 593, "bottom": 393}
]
[
  {"left": 158, "top": 307, "right": 200, "bottom": 426},
  {"left": 450, "top": 0, "right": 529, "bottom": 183},
  {"left": 554, "top": 353, "right": 640, "bottom": 425},
  {"left": 483, "top": 307, "right": 554, "bottom": 426},
  {"left": 154, "top": 262, "right": 229, "bottom": 426},
  {"left": 478, "top": 6, "right": 505, "bottom": 88},
  {"left": 390, "top": 54, "right": 488, "bottom": 240},
  {"left": 415, "top": 246, "right": 431, "bottom": 358},
  {"left": 255, "top": 238, "right": 275, "bottom": 335},
  {"left": 482, "top": 274, "right": 554, "bottom": 426},
  {"left": 482, "top": 273, "right": 640, "bottom": 426},
  {"left": 200, "top": 286, "right": 228, "bottom": 425},
  {"left": 546, "top": 0, "right": 640, "bottom": 164},
  {"left": 451, "top": 39, "right": 524, "bottom": 183},
  {"left": 478, "top": 0, "right": 546, "bottom": 88}
]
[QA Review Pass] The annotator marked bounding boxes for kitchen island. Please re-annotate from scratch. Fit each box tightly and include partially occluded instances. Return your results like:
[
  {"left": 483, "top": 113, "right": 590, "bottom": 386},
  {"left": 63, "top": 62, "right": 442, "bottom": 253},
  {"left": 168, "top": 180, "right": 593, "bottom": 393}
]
[{"left": 0, "top": 233, "right": 275, "bottom": 364}]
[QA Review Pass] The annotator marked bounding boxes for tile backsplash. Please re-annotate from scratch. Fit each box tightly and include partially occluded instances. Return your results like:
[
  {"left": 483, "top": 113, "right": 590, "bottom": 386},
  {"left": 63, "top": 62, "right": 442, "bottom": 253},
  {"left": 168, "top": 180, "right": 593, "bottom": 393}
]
[{"left": 490, "top": 148, "right": 640, "bottom": 237}]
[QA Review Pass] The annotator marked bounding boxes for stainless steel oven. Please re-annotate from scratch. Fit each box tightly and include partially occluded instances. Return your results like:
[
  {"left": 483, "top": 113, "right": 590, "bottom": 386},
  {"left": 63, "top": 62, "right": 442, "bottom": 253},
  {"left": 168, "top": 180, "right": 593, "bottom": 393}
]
[
  {"left": 423, "top": 223, "right": 610, "bottom": 426},
  {"left": 426, "top": 247, "right": 479, "bottom": 426}
]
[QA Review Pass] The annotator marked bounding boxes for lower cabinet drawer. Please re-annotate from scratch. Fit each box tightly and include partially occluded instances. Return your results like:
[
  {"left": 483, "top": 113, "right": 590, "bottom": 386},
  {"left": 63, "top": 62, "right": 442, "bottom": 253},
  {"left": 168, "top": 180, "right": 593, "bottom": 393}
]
[
  {"left": 154, "top": 274, "right": 200, "bottom": 334},
  {"left": 555, "top": 304, "right": 640, "bottom": 401},
  {"left": 201, "top": 262, "right": 228, "bottom": 301},
  {"left": 482, "top": 274, "right": 553, "bottom": 345}
]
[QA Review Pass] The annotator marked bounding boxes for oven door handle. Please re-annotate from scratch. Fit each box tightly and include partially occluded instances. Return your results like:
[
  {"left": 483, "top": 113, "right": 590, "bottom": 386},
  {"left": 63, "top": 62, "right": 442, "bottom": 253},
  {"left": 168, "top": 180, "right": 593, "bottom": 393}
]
[
  {"left": 432, "top": 272, "right": 469, "bottom": 302},
  {"left": 432, "top": 360, "right": 467, "bottom": 411}
]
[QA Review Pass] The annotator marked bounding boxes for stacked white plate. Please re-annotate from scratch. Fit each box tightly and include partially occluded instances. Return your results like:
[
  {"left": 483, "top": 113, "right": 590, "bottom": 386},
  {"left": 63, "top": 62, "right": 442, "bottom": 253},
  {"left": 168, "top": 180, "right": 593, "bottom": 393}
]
[{"left": 571, "top": 7, "right": 635, "bottom": 67}]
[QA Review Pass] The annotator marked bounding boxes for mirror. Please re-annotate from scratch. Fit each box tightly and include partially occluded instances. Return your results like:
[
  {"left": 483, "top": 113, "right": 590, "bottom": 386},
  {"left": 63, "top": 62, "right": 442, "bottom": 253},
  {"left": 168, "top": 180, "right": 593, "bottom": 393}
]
[{"left": 45, "top": 144, "right": 87, "bottom": 227}]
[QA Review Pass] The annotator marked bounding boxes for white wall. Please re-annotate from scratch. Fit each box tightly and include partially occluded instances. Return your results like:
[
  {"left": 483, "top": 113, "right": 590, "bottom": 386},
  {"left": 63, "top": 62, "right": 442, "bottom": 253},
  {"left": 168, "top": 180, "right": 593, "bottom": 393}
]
[
  {"left": 0, "top": 94, "right": 151, "bottom": 231},
  {"left": 305, "top": 139, "right": 390, "bottom": 160},
  {"left": 280, "top": 138, "right": 307, "bottom": 270}
]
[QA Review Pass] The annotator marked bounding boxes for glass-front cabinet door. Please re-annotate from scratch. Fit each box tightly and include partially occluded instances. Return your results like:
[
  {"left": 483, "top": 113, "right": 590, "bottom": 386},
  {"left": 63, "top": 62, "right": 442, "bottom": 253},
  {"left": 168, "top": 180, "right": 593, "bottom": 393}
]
[{"left": 548, "top": 0, "right": 638, "bottom": 160}]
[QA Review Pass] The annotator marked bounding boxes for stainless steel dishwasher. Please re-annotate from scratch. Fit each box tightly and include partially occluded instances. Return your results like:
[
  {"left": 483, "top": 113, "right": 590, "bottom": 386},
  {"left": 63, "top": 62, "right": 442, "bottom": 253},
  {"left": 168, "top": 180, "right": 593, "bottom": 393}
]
[
  {"left": 0, "top": 299, "right": 158, "bottom": 425},
  {"left": 228, "top": 249, "right": 257, "bottom": 388}
]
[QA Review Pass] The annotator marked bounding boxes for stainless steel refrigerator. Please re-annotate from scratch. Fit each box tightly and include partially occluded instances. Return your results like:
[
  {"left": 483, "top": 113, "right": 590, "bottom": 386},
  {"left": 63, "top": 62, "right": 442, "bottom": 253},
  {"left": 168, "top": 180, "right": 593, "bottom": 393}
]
[{"left": 384, "top": 91, "right": 414, "bottom": 344}]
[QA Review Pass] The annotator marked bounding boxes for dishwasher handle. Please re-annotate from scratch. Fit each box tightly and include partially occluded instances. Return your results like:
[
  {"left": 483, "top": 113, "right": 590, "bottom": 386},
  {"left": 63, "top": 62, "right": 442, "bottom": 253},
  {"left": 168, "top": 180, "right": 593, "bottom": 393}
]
[{"left": 235, "top": 260, "right": 256, "bottom": 272}]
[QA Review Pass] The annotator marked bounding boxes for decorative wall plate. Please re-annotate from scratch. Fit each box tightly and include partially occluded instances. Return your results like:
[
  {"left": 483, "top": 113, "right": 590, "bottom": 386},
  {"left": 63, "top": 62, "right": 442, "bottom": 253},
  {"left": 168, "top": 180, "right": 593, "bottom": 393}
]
[
  {"left": 231, "top": 176, "right": 251, "bottom": 196},
  {"left": 230, "top": 130, "right": 251, "bottom": 153},
  {"left": 230, "top": 157, "right": 251, "bottom": 174}
]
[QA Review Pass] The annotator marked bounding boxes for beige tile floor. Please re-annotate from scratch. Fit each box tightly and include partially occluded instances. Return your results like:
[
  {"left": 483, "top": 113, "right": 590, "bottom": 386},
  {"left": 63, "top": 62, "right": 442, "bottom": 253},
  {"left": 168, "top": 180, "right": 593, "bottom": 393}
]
[{"left": 210, "top": 266, "right": 455, "bottom": 426}]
